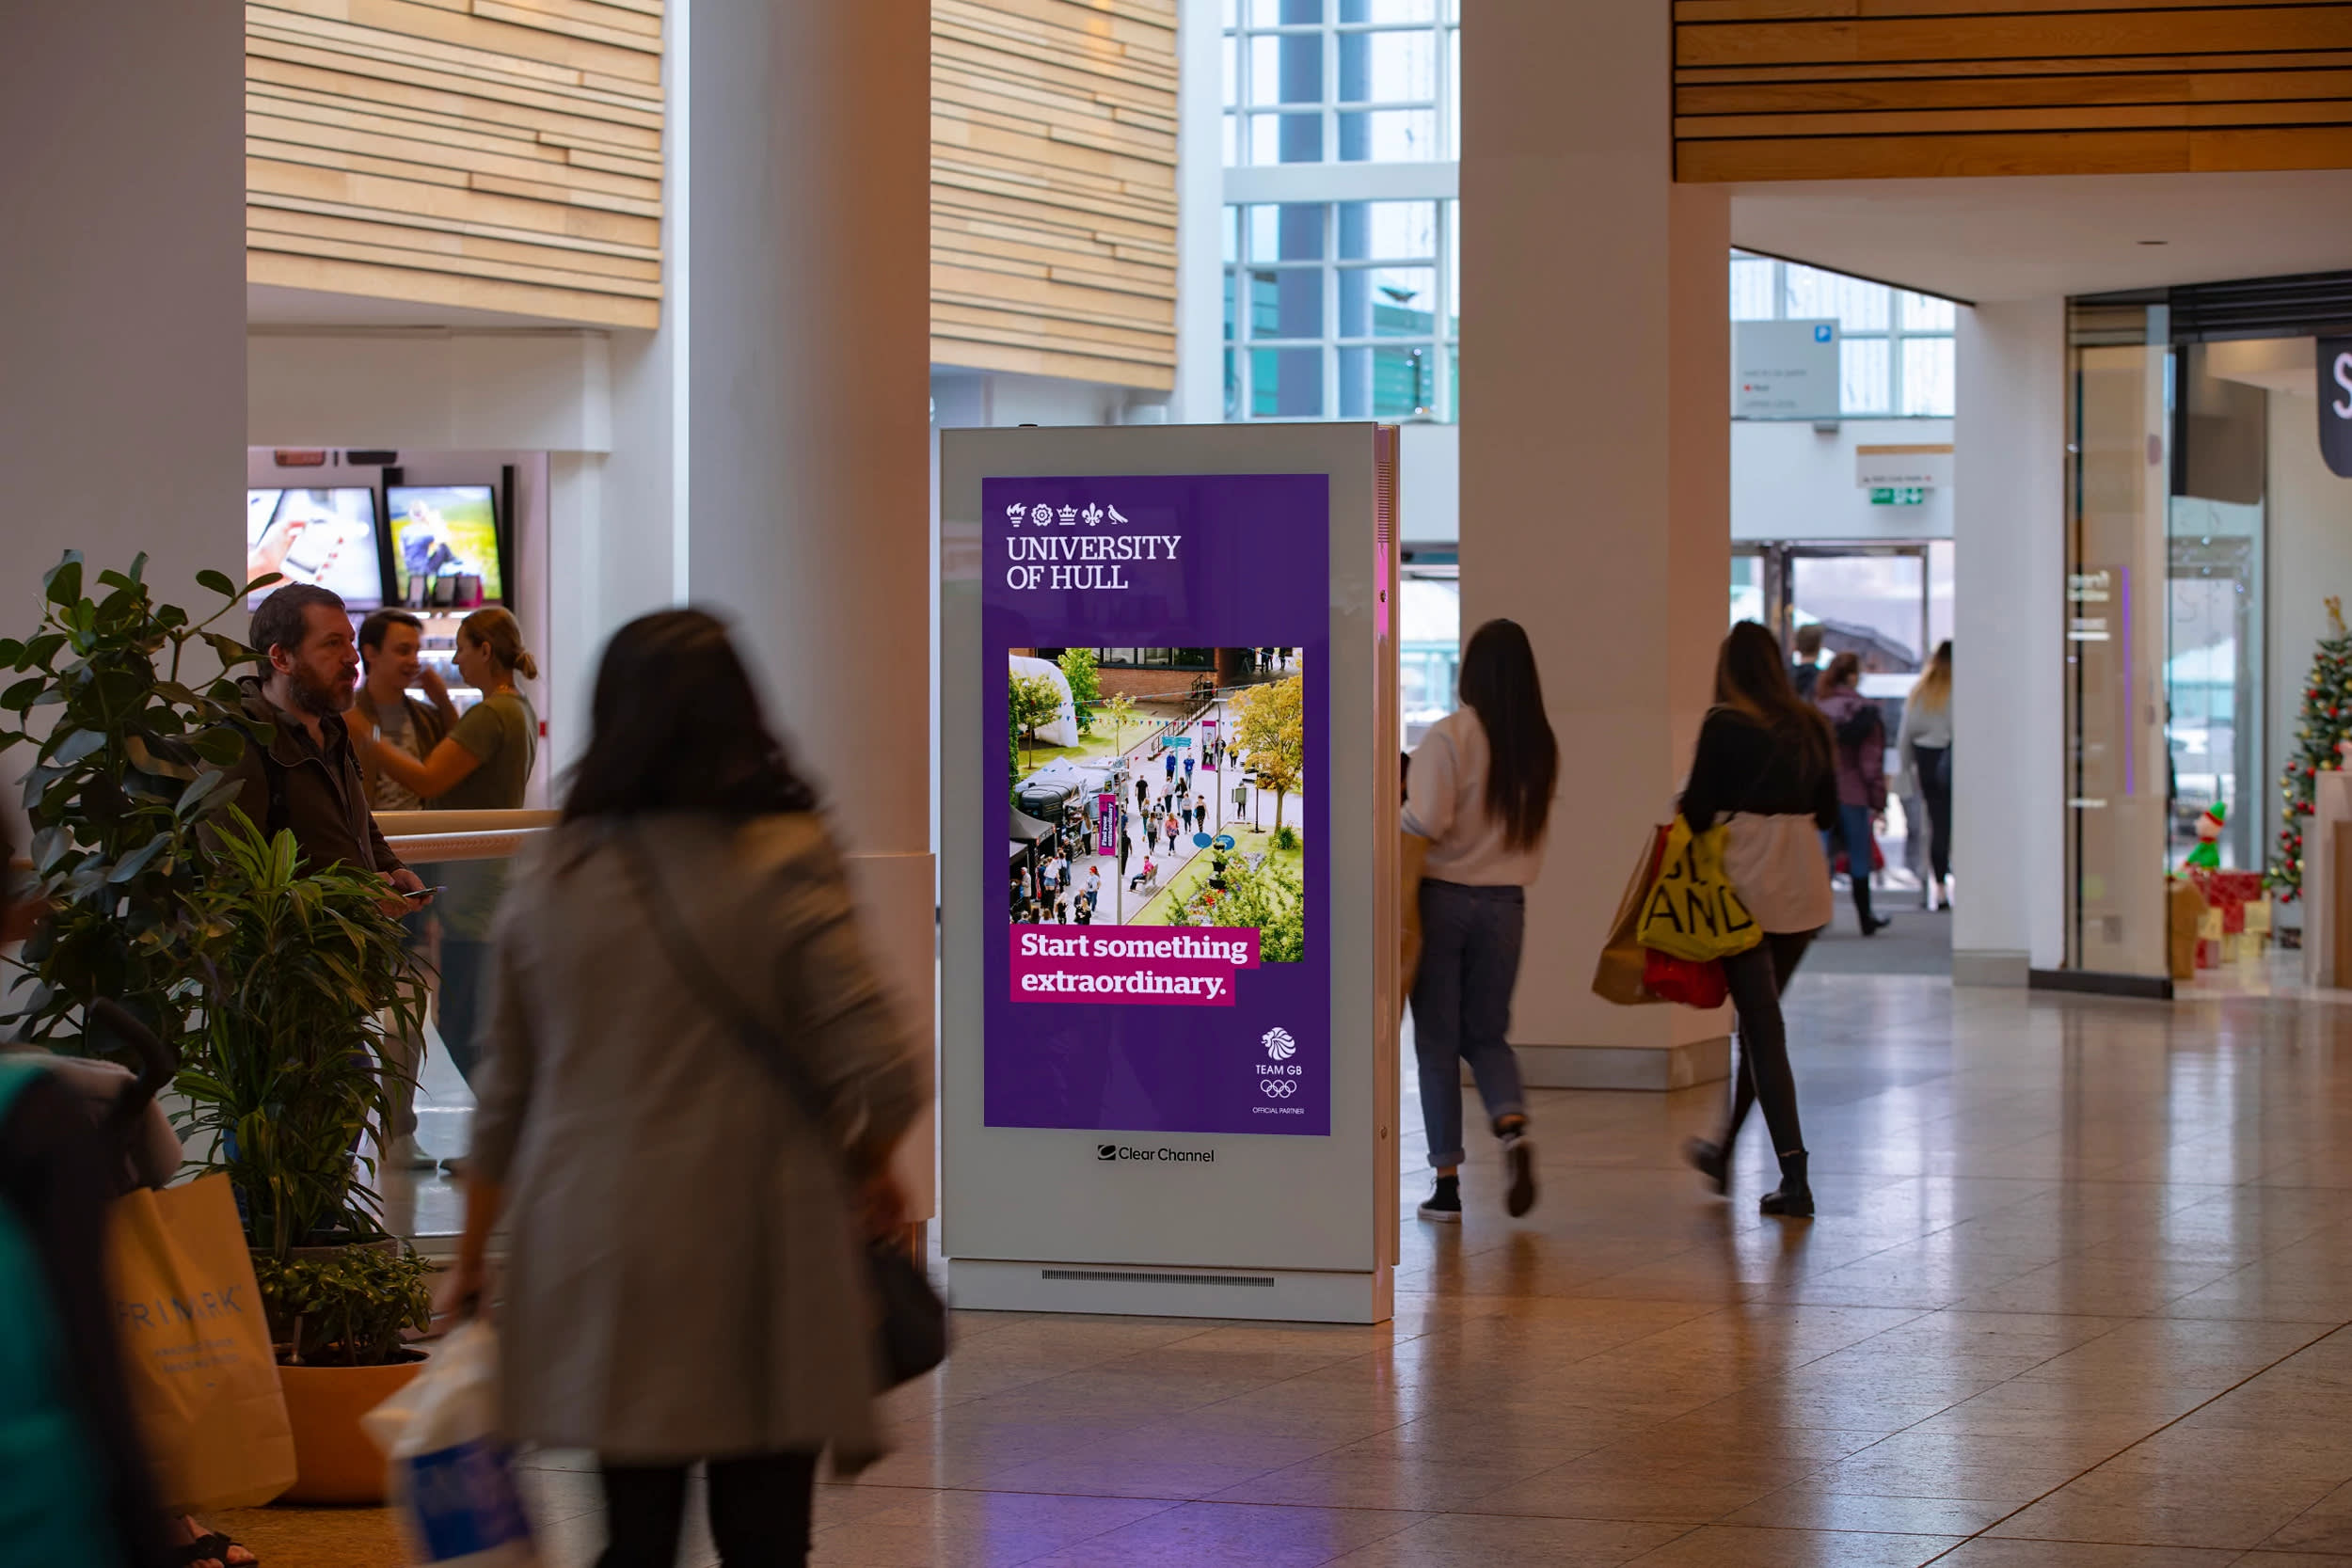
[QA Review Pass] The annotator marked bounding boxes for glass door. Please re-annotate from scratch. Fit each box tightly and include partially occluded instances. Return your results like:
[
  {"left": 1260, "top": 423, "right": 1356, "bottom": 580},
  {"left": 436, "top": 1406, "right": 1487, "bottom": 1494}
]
[{"left": 2063, "top": 300, "right": 2173, "bottom": 981}]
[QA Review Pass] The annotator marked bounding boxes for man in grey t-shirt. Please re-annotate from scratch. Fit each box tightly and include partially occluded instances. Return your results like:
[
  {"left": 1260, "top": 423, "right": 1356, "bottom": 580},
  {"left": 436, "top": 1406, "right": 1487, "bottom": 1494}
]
[{"left": 355, "top": 609, "right": 458, "bottom": 1169}]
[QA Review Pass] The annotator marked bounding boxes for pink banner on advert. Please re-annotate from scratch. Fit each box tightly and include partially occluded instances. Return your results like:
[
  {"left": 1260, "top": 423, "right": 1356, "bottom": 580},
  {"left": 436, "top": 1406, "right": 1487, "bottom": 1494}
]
[{"left": 1010, "top": 925, "right": 1258, "bottom": 1006}]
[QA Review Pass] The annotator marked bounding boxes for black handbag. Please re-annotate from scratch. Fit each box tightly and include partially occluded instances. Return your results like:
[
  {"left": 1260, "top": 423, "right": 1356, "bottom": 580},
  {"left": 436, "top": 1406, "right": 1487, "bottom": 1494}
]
[{"left": 616, "top": 829, "right": 946, "bottom": 1388}]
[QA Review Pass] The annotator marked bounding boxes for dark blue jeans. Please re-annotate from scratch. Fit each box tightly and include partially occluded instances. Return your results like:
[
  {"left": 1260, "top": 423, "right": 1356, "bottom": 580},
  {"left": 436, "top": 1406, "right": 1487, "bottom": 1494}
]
[
  {"left": 438, "top": 937, "right": 488, "bottom": 1085},
  {"left": 1410, "top": 879, "right": 1529, "bottom": 1168}
]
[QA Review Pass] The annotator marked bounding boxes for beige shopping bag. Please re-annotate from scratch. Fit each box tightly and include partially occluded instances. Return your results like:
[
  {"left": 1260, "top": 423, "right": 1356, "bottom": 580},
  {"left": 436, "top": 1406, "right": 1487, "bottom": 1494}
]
[
  {"left": 1400, "top": 832, "right": 1429, "bottom": 1018},
  {"left": 108, "top": 1173, "right": 296, "bottom": 1510},
  {"left": 1593, "top": 825, "right": 1671, "bottom": 1006}
]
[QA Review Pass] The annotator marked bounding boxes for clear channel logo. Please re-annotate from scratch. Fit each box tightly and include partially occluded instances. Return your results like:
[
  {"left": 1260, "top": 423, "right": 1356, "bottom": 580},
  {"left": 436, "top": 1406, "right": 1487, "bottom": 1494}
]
[
  {"left": 1094, "top": 1143, "right": 1215, "bottom": 1164},
  {"left": 1262, "top": 1026, "right": 1296, "bottom": 1061}
]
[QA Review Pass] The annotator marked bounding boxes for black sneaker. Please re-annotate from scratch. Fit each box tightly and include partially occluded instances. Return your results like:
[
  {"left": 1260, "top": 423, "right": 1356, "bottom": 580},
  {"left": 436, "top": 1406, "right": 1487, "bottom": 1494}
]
[
  {"left": 1502, "top": 1132, "right": 1537, "bottom": 1217},
  {"left": 1416, "top": 1176, "right": 1461, "bottom": 1223}
]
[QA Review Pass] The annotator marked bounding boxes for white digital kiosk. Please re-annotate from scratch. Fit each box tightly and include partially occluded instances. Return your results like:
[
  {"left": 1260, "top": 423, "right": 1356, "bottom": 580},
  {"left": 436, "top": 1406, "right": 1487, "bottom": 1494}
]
[{"left": 940, "top": 424, "right": 1401, "bottom": 1324}]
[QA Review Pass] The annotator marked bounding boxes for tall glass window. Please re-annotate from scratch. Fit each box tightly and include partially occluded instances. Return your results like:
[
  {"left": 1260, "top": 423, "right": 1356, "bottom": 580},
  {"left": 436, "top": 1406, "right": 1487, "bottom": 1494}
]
[
  {"left": 1224, "top": 0, "right": 1461, "bottom": 167},
  {"left": 1224, "top": 199, "right": 1456, "bottom": 420},
  {"left": 1729, "top": 251, "right": 1959, "bottom": 418}
]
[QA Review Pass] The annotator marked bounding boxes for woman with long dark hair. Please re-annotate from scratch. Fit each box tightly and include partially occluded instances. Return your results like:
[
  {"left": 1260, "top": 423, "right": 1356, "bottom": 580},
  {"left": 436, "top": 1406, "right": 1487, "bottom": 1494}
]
[
  {"left": 439, "top": 609, "right": 927, "bottom": 1568},
  {"left": 1405, "top": 618, "right": 1557, "bottom": 1222},
  {"left": 1680, "top": 622, "right": 1838, "bottom": 1218}
]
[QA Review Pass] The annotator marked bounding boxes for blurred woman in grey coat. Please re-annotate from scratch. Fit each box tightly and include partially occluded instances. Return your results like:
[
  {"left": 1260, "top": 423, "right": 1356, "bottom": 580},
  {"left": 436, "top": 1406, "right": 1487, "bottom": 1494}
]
[{"left": 439, "top": 610, "right": 929, "bottom": 1568}]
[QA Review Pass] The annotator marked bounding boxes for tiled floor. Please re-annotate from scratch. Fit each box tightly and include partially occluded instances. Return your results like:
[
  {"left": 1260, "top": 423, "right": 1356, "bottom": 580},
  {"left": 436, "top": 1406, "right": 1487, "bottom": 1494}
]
[{"left": 225, "top": 974, "right": 2352, "bottom": 1565}]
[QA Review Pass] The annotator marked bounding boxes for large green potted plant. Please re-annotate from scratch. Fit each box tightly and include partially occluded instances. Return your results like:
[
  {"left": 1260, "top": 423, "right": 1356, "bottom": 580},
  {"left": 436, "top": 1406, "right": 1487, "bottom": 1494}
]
[
  {"left": 178, "top": 810, "right": 435, "bottom": 1504},
  {"left": 0, "top": 553, "right": 263, "bottom": 1056},
  {"left": 1, "top": 552, "right": 436, "bottom": 1503}
]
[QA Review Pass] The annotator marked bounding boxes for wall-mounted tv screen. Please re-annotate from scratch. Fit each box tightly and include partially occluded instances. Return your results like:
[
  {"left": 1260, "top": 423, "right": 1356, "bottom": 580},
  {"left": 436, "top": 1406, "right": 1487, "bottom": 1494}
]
[
  {"left": 246, "top": 487, "right": 386, "bottom": 610},
  {"left": 387, "top": 484, "right": 504, "bottom": 609}
]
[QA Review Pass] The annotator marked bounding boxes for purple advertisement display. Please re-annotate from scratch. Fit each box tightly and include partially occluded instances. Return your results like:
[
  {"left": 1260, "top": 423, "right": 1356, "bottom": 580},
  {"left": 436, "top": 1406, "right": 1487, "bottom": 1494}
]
[{"left": 985, "top": 474, "right": 1330, "bottom": 1136}]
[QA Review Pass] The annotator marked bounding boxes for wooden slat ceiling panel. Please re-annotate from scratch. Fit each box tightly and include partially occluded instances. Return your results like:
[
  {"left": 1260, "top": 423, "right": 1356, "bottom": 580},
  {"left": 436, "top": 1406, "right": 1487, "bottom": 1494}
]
[
  {"left": 932, "top": 0, "right": 1179, "bottom": 390},
  {"left": 249, "top": 0, "right": 1183, "bottom": 372},
  {"left": 1674, "top": 2, "right": 2352, "bottom": 181},
  {"left": 245, "top": 0, "right": 663, "bottom": 328}
]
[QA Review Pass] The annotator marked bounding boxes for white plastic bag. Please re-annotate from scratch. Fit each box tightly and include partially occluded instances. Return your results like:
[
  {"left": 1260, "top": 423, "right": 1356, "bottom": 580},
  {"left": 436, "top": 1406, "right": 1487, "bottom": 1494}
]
[{"left": 363, "top": 1322, "right": 538, "bottom": 1567}]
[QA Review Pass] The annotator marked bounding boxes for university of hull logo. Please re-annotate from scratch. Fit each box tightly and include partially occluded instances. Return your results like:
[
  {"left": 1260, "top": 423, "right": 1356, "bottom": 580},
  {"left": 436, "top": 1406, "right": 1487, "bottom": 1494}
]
[{"left": 1262, "top": 1026, "right": 1296, "bottom": 1061}]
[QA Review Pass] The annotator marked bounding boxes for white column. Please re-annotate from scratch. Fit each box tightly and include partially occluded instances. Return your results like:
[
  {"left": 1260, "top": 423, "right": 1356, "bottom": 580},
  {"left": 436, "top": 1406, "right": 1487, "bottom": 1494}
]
[
  {"left": 673, "top": 0, "right": 938, "bottom": 1207},
  {"left": 1460, "top": 4, "right": 1731, "bottom": 1089},
  {"left": 2, "top": 0, "right": 243, "bottom": 626},
  {"left": 1952, "top": 299, "right": 2067, "bottom": 982}
]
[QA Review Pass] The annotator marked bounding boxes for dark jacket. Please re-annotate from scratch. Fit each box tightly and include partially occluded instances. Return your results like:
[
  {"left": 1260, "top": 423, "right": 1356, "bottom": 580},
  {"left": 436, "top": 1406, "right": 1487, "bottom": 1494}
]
[{"left": 223, "top": 678, "right": 405, "bottom": 875}]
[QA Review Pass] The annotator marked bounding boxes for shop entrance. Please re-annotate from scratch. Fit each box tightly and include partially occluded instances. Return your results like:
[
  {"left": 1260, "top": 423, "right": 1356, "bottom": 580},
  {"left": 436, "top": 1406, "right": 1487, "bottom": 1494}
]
[{"left": 1734, "top": 541, "right": 1955, "bottom": 936}]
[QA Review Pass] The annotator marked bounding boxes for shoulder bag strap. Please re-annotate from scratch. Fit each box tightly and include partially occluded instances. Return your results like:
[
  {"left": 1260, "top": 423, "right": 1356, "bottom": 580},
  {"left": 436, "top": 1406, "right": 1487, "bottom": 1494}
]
[{"left": 612, "top": 825, "right": 832, "bottom": 1132}]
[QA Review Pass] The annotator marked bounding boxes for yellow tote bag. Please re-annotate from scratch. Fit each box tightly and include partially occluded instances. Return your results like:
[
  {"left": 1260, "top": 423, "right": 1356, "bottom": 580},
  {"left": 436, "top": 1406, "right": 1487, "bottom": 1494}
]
[
  {"left": 1635, "top": 817, "right": 1763, "bottom": 963},
  {"left": 107, "top": 1174, "right": 296, "bottom": 1511}
]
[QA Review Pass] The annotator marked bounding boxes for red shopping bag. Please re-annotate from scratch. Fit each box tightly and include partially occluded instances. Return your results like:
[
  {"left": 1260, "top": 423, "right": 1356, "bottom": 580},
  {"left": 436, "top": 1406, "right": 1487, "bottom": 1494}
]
[{"left": 1641, "top": 949, "right": 1728, "bottom": 1009}]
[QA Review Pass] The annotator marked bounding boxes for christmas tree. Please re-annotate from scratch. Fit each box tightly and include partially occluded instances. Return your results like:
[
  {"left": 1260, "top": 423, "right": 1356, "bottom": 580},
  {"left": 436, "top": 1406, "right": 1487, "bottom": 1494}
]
[{"left": 2270, "top": 596, "right": 2352, "bottom": 902}]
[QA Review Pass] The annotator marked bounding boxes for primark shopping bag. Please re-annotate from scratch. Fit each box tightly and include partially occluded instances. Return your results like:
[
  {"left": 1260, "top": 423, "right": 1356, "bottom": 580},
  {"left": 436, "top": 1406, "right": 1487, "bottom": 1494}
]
[
  {"left": 1635, "top": 817, "right": 1763, "bottom": 964},
  {"left": 107, "top": 1174, "right": 296, "bottom": 1510}
]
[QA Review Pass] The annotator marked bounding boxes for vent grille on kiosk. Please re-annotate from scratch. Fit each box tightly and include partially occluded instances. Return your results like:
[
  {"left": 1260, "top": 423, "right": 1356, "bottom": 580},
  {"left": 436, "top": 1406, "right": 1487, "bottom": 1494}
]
[
  {"left": 1042, "top": 1269, "right": 1277, "bottom": 1289},
  {"left": 1375, "top": 426, "right": 1399, "bottom": 547}
]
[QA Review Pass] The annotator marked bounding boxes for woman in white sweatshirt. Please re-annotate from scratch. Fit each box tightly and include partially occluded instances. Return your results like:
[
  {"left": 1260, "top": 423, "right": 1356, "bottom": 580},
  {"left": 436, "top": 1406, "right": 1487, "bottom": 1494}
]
[
  {"left": 1404, "top": 619, "right": 1557, "bottom": 1223},
  {"left": 1896, "top": 640, "right": 1953, "bottom": 911}
]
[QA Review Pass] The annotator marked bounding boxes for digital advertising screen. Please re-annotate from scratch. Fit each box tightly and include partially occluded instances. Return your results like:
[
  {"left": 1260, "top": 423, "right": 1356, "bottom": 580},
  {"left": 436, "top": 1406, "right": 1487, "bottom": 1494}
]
[
  {"left": 245, "top": 487, "right": 386, "bottom": 610},
  {"left": 386, "top": 484, "right": 503, "bottom": 605},
  {"left": 984, "top": 474, "right": 1329, "bottom": 1137}
]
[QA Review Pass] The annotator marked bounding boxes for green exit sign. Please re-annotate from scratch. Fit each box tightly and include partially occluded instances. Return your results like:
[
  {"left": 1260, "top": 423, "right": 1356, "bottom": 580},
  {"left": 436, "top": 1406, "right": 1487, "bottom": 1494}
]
[{"left": 1869, "top": 485, "right": 1926, "bottom": 506}]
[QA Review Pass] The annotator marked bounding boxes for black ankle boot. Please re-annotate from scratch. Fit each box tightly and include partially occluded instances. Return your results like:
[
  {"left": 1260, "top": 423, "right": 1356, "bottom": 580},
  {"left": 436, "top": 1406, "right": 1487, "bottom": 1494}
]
[
  {"left": 1852, "top": 879, "right": 1887, "bottom": 936},
  {"left": 1684, "top": 1137, "right": 1729, "bottom": 1196},
  {"left": 1761, "top": 1150, "right": 1813, "bottom": 1218}
]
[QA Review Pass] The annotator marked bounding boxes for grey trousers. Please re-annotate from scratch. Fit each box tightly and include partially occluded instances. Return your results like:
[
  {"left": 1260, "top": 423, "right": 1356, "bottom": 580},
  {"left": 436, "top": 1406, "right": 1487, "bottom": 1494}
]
[{"left": 1410, "top": 879, "right": 1529, "bottom": 1168}]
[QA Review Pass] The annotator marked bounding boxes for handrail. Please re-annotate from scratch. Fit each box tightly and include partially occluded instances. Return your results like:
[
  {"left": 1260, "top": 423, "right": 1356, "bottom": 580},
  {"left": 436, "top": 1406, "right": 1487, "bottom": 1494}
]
[{"left": 378, "top": 808, "right": 558, "bottom": 863}]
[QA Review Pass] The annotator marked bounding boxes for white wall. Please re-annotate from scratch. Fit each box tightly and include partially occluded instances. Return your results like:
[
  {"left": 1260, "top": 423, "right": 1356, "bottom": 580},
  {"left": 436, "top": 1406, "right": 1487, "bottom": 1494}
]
[
  {"left": 2268, "top": 378, "right": 2352, "bottom": 924},
  {"left": 1398, "top": 423, "right": 1459, "bottom": 546},
  {"left": 248, "top": 331, "right": 612, "bottom": 453},
  {"left": 3, "top": 0, "right": 244, "bottom": 644},
  {"left": 933, "top": 369, "right": 1133, "bottom": 431},
  {"left": 1952, "top": 299, "right": 2066, "bottom": 983},
  {"left": 1733, "top": 419, "right": 1954, "bottom": 541}
]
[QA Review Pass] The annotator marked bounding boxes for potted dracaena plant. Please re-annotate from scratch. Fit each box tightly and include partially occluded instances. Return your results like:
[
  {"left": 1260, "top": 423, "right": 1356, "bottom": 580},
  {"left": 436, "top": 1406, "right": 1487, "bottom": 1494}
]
[{"left": 0, "top": 552, "right": 434, "bottom": 1505}]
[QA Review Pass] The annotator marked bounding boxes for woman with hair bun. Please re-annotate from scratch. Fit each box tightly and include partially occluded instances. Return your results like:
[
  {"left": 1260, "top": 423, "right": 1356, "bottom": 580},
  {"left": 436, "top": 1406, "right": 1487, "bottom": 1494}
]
[{"left": 354, "top": 606, "right": 539, "bottom": 1087}]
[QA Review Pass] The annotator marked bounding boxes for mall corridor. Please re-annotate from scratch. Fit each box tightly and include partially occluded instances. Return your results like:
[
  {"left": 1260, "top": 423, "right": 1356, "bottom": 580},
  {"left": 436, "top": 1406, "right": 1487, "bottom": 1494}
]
[{"left": 214, "top": 973, "right": 2352, "bottom": 1567}]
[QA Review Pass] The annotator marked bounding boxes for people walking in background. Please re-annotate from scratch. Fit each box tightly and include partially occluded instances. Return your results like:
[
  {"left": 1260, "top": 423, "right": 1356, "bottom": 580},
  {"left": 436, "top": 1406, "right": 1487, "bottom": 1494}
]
[
  {"left": 1812, "top": 651, "right": 1890, "bottom": 937},
  {"left": 352, "top": 606, "right": 539, "bottom": 1086},
  {"left": 1790, "top": 623, "right": 1825, "bottom": 699},
  {"left": 1680, "top": 623, "right": 1839, "bottom": 1219},
  {"left": 1405, "top": 618, "right": 1555, "bottom": 1223},
  {"left": 439, "top": 609, "right": 925, "bottom": 1568},
  {"left": 1898, "top": 640, "right": 1954, "bottom": 911}
]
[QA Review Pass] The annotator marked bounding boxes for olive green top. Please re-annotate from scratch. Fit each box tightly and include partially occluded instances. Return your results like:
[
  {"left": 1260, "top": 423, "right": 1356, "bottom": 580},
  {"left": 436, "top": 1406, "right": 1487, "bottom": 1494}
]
[
  {"left": 429, "top": 689, "right": 537, "bottom": 941},
  {"left": 433, "top": 690, "right": 537, "bottom": 812}
]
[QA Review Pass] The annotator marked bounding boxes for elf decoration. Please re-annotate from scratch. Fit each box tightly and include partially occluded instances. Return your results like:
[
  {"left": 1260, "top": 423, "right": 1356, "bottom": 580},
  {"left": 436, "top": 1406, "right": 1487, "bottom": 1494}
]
[
  {"left": 2269, "top": 596, "right": 2352, "bottom": 903},
  {"left": 2185, "top": 802, "right": 2225, "bottom": 871}
]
